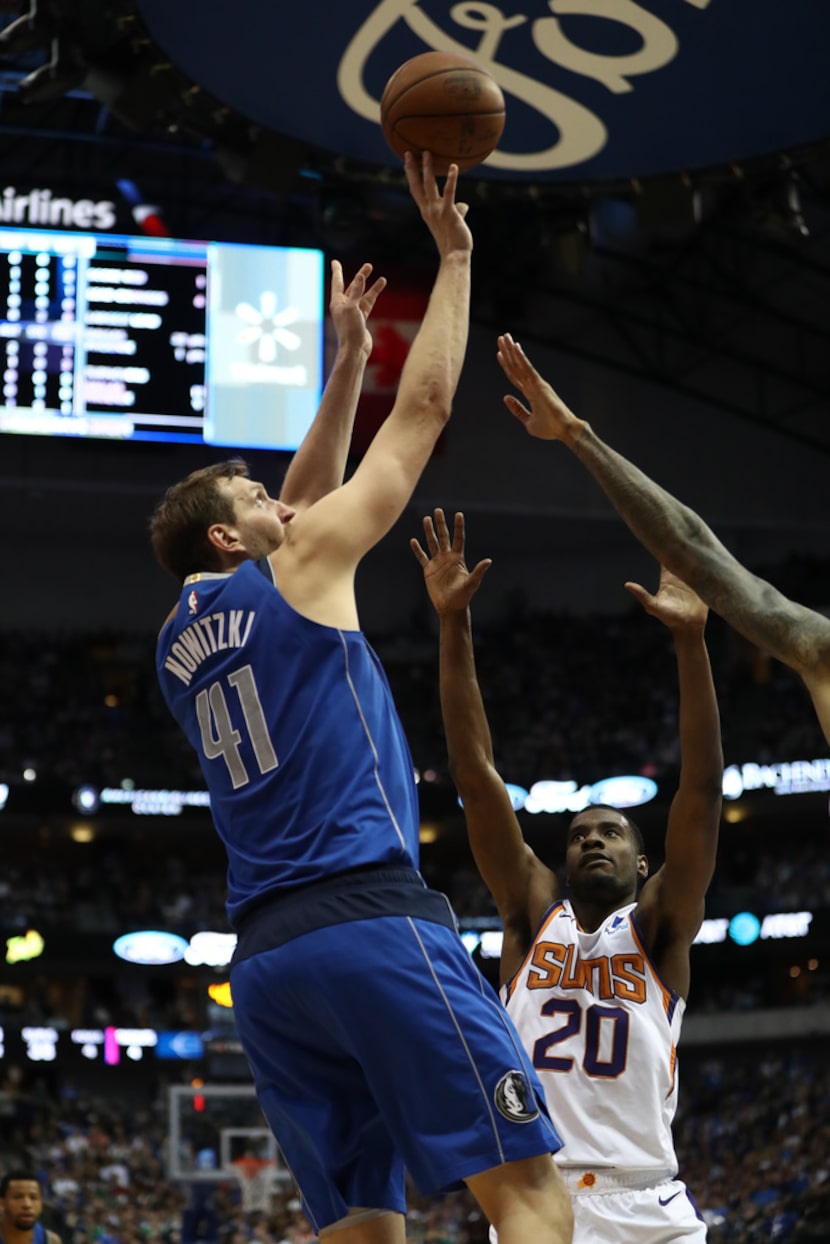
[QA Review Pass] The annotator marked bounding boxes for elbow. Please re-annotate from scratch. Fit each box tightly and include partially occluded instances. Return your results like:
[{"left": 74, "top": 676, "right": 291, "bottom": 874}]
[
  {"left": 680, "top": 774, "right": 724, "bottom": 812},
  {"left": 663, "top": 525, "right": 709, "bottom": 576},
  {"left": 422, "top": 390, "right": 452, "bottom": 431},
  {"left": 706, "top": 775, "right": 725, "bottom": 808},
  {"left": 412, "top": 372, "right": 453, "bottom": 429},
  {"left": 448, "top": 750, "right": 492, "bottom": 792}
]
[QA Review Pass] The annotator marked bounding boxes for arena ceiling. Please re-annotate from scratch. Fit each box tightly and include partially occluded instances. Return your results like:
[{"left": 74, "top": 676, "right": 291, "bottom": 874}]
[{"left": 0, "top": 0, "right": 829, "bottom": 453}]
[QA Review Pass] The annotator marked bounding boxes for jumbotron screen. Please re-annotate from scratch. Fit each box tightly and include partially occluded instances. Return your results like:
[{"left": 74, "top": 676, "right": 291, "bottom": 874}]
[{"left": 0, "top": 227, "right": 324, "bottom": 449}]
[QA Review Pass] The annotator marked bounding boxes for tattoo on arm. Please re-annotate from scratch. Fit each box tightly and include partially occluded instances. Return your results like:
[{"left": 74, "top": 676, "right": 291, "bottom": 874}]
[{"left": 571, "top": 425, "right": 830, "bottom": 674}]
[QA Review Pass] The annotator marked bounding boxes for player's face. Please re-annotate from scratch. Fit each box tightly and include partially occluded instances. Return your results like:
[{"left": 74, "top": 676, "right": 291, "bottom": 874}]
[
  {"left": 565, "top": 808, "right": 644, "bottom": 904},
  {"left": 226, "top": 476, "right": 295, "bottom": 557},
  {"left": 3, "top": 1180, "right": 43, "bottom": 1229}
]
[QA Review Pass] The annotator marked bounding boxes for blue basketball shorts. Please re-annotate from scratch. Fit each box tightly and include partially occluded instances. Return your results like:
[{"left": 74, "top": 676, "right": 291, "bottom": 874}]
[{"left": 230, "top": 914, "right": 563, "bottom": 1233}]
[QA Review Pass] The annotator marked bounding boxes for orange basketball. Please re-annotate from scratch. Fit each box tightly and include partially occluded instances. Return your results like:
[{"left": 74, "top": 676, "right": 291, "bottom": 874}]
[{"left": 380, "top": 51, "right": 505, "bottom": 175}]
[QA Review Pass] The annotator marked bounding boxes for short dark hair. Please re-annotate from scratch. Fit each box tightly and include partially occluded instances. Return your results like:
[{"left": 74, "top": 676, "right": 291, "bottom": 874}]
[
  {"left": 570, "top": 803, "right": 647, "bottom": 856},
  {"left": 1, "top": 1170, "right": 42, "bottom": 1197},
  {"left": 150, "top": 459, "right": 250, "bottom": 582}
]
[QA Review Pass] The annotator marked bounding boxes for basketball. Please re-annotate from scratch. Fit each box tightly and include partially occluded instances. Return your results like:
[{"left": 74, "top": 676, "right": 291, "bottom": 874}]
[{"left": 380, "top": 51, "right": 505, "bottom": 175}]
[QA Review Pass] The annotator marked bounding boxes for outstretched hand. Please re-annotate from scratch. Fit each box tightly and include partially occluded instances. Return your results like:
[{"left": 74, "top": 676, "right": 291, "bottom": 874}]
[
  {"left": 330, "top": 260, "right": 387, "bottom": 358},
  {"left": 497, "top": 333, "right": 580, "bottom": 441},
  {"left": 411, "top": 509, "right": 491, "bottom": 616},
  {"left": 625, "top": 565, "right": 709, "bottom": 633},
  {"left": 404, "top": 151, "right": 473, "bottom": 258}
]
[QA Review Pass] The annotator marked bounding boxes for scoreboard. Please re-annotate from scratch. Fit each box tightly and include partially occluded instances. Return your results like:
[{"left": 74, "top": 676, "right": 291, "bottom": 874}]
[{"left": 0, "top": 228, "right": 324, "bottom": 450}]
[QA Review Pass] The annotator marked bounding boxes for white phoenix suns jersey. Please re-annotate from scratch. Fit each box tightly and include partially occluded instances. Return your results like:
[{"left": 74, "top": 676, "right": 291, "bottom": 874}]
[{"left": 501, "top": 899, "right": 684, "bottom": 1174}]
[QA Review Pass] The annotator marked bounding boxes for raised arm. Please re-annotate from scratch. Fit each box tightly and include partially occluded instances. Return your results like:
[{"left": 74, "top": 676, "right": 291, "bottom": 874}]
[
  {"left": 625, "top": 569, "right": 723, "bottom": 996},
  {"left": 278, "top": 260, "right": 386, "bottom": 510},
  {"left": 412, "top": 509, "right": 558, "bottom": 974},
  {"left": 284, "top": 155, "right": 472, "bottom": 588},
  {"left": 497, "top": 333, "right": 830, "bottom": 744}
]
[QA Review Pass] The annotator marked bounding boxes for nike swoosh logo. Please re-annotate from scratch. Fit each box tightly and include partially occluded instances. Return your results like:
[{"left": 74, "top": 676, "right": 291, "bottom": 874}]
[{"left": 659, "top": 1191, "right": 681, "bottom": 1207}]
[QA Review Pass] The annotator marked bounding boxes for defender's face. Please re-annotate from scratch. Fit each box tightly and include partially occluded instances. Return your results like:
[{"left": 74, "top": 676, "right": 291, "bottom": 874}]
[
  {"left": 565, "top": 808, "right": 645, "bottom": 899},
  {"left": 3, "top": 1180, "right": 43, "bottom": 1228},
  {"left": 225, "top": 476, "right": 295, "bottom": 558}
]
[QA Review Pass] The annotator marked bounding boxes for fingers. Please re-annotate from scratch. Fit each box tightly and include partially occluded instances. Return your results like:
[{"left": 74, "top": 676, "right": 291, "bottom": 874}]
[
  {"left": 497, "top": 333, "right": 532, "bottom": 383},
  {"left": 410, "top": 537, "right": 428, "bottom": 568},
  {"left": 330, "top": 259, "right": 344, "bottom": 299},
  {"left": 497, "top": 343, "right": 517, "bottom": 382},
  {"left": 334, "top": 263, "right": 387, "bottom": 324},
  {"left": 441, "top": 160, "right": 459, "bottom": 204},
  {"left": 497, "top": 332, "right": 516, "bottom": 360},
  {"left": 412, "top": 510, "right": 489, "bottom": 597},
  {"left": 344, "top": 262, "right": 370, "bottom": 299},
  {"left": 422, "top": 150, "right": 440, "bottom": 200},
  {"left": 451, "top": 510, "right": 465, "bottom": 554},
  {"left": 404, "top": 150, "right": 425, "bottom": 204},
  {"left": 416, "top": 509, "right": 464, "bottom": 560},
  {"left": 468, "top": 558, "right": 492, "bottom": 590},
  {"left": 503, "top": 394, "right": 531, "bottom": 423},
  {"left": 421, "top": 513, "right": 439, "bottom": 557},
  {"left": 361, "top": 275, "right": 387, "bottom": 316},
  {"left": 421, "top": 508, "right": 451, "bottom": 556},
  {"left": 404, "top": 150, "right": 461, "bottom": 208},
  {"left": 433, "top": 507, "right": 451, "bottom": 550},
  {"left": 624, "top": 582, "right": 653, "bottom": 611}
]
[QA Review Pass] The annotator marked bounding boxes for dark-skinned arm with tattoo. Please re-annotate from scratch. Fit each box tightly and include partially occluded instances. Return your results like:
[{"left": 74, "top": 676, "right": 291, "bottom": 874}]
[
  {"left": 496, "top": 333, "right": 830, "bottom": 746},
  {"left": 411, "top": 509, "right": 559, "bottom": 984}
]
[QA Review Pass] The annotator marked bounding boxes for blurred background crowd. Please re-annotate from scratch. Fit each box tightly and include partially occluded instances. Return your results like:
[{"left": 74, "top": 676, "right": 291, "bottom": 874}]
[
  {"left": 3, "top": 553, "right": 828, "bottom": 797},
  {"left": 0, "top": 1043, "right": 828, "bottom": 1244}
]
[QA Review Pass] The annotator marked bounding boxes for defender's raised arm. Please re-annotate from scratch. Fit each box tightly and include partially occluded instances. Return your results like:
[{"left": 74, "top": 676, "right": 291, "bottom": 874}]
[
  {"left": 412, "top": 509, "right": 559, "bottom": 980},
  {"left": 497, "top": 332, "right": 830, "bottom": 744}
]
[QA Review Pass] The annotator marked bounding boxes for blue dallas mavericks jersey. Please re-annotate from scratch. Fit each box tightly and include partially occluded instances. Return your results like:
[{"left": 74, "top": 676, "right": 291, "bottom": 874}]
[{"left": 156, "top": 559, "right": 420, "bottom": 926}]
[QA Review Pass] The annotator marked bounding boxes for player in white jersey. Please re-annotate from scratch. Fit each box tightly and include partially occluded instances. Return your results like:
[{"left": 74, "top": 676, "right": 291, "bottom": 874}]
[{"left": 412, "top": 509, "right": 723, "bottom": 1244}]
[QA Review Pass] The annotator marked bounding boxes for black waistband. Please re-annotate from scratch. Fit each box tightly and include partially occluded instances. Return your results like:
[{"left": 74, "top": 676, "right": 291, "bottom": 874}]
[{"left": 231, "top": 865, "right": 458, "bottom": 966}]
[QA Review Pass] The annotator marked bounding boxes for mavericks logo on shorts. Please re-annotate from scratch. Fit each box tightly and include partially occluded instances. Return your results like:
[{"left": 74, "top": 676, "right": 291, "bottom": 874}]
[{"left": 494, "top": 1070, "right": 539, "bottom": 1124}]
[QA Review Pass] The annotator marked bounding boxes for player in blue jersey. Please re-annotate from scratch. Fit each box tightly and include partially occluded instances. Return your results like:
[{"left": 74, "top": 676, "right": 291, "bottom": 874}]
[
  {"left": 0, "top": 1172, "right": 62, "bottom": 1244},
  {"left": 495, "top": 332, "right": 830, "bottom": 747},
  {"left": 151, "top": 154, "right": 572, "bottom": 1244},
  {"left": 412, "top": 508, "right": 723, "bottom": 1244}
]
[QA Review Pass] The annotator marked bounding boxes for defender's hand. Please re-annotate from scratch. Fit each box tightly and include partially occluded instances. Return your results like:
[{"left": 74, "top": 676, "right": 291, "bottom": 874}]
[
  {"left": 411, "top": 509, "right": 490, "bottom": 615},
  {"left": 625, "top": 565, "right": 709, "bottom": 633},
  {"left": 497, "top": 333, "right": 581, "bottom": 441}
]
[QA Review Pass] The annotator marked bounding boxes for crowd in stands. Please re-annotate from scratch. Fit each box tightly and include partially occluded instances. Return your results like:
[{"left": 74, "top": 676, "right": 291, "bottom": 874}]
[
  {"left": 675, "top": 1045, "right": 830, "bottom": 1242},
  {"left": 2, "top": 556, "right": 829, "bottom": 798},
  {"left": 0, "top": 1043, "right": 827, "bottom": 1243},
  {"left": 2, "top": 839, "right": 830, "bottom": 946}
]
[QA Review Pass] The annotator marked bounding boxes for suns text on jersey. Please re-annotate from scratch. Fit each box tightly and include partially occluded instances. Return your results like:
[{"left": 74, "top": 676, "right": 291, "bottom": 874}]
[
  {"left": 526, "top": 941, "right": 647, "bottom": 1004},
  {"left": 163, "top": 611, "right": 256, "bottom": 686}
]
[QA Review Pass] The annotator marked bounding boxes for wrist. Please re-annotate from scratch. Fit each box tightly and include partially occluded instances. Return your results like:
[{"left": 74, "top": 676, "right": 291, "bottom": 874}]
[
  {"left": 438, "top": 603, "right": 473, "bottom": 625},
  {"left": 671, "top": 624, "right": 707, "bottom": 643},
  {"left": 333, "top": 342, "right": 369, "bottom": 366},
  {"left": 438, "top": 247, "right": 473, "bottom": 266},
  {"left": 561, "top": 413, "right": 589, "bottom": 449}
]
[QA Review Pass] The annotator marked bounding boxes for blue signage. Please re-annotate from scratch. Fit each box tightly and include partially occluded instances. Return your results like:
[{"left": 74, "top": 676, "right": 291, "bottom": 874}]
[
  {"left": 136, "top": 1, "right": 830, "bottom": 183},
  {"left": 728, "top": 912, "right": 761, "bottom": 947},
  {"left": 113, "top": 930, "right": 189, "bottom": 965},
  {"left": 156, "top": 1031, "right": 205, "bottom": 1060}
]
